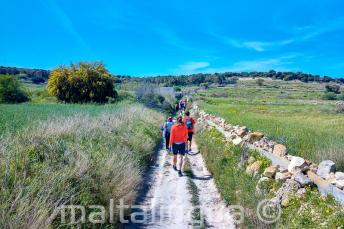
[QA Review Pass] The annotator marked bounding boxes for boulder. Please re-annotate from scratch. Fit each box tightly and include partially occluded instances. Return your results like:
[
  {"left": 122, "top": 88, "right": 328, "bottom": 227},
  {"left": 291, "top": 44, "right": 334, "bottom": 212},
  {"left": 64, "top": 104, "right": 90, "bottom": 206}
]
[
  {"left": 248, "top": 132, "right": 264, "bottom": 144},
  {"left": 288, "top": 156, "right": 307, "bottom": 173},
  {"left": 246, "top": 161, "right": 261, "bottom": 176},
  {"left": 232, "top": 137, "right": 243, "bottom": 145},
  {"left": 317, "top": 160, "right": 336, "bottom": 179},
  {"left": 326, "top": 173, "right": 336, "bottom": 184},
  {"left": 336, "top": 180, "right": 344, "bottom": 189},
  {"left": 275, "top": 172, "right": 292, "bottom": 182},
  {"left": 237, "top": 128, "right": 248, "bottom": 137},
  {"left": 308, "top": 163, "right": 318, "bottom": 173},
  {"left": 263, "top": 165, "right": 278, "bottom": 178},
  {"left": 273, "top": 144, "right": 287, "bottom": 157},
  {"left": 294, "top": 172, "right": 313, "bottom": 187},
  {"left": 335, "top": 172, "right": 344, "bottom": 181}
]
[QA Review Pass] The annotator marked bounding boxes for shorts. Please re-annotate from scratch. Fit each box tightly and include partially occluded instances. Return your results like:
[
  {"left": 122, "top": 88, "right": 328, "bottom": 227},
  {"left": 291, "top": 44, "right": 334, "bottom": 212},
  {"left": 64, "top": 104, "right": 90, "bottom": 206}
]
[
  {"left": 172, "top": 143, "right": 186, "bottom": 156},
  {"left": 188, "top": 132, "right": 193, "bottom": 142}
]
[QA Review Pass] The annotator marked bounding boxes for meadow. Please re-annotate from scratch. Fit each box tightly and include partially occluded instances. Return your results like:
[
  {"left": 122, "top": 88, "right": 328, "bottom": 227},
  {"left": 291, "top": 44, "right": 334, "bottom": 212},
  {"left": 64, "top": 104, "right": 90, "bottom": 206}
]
[
  {"left": 196, "top": 79, "right": 344, "bottom": 169},
  {"left": 0, "top": 83, "right": 165, "bottom": 228}
]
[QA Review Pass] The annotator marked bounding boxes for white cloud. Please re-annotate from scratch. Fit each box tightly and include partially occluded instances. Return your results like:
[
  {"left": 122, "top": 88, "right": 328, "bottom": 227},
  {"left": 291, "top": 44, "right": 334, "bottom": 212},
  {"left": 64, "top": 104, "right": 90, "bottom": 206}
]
[
  {"left": 215, "top": 17, "right": 344, "bottom": 52},
  {"left": 174, "top": 61, "right": 210, "bottom": 74},
  {"left": 202, "top": 55, "right": 300, "bottom": 73}
]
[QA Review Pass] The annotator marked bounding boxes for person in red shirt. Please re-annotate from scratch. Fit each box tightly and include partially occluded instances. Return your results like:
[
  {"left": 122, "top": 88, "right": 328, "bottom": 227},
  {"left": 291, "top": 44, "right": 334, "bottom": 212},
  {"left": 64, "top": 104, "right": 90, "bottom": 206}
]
[
  {"left": 183, "top": 111, "right": 196, "bottom": 152},
  {"left": 169, "top": 116, "right": 188, "bottom": 177}
]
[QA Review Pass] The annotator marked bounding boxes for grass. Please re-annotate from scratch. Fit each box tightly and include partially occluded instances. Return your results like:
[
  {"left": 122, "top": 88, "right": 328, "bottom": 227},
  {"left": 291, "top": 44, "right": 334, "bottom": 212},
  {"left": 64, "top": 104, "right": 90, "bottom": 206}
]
[
  {"left": 196, "top": 126, "right": 344, "bottom": 228},
  {"left": 0, "top": 100, "right": 134, "bottom": 135},
  {"left": 195, "top": 127, "right": 273, "bottom": 228},
  {"left": 184, "top": 159, "right": 205, "bottom": 229},
  {"left": 0, "top": 103, "right": 164, "bottom": 228},
  {"left": 196, "top": 79, "right": 344, "bottom": 170}
]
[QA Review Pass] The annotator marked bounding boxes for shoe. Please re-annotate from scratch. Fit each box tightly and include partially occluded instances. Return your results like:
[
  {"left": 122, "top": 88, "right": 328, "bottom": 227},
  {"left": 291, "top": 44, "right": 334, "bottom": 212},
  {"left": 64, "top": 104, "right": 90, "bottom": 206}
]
[
  {"left": 178, "top": 171, "right": 183, "bottom": 177},
  {"left": 173, "top": 165, "right": 178, "bottom": 171}
]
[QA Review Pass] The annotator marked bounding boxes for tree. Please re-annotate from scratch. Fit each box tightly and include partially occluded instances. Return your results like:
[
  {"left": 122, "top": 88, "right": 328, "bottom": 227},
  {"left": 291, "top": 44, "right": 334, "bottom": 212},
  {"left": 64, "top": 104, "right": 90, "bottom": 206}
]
[
  {"left": 0, "top": 75, "right": 29, "bottom": 103},
  {"left": 47, "top": 62, "right": 117, "bottom": 103},
  {"left": 325, "top": 84, "right": 341, "bottom": 94}
]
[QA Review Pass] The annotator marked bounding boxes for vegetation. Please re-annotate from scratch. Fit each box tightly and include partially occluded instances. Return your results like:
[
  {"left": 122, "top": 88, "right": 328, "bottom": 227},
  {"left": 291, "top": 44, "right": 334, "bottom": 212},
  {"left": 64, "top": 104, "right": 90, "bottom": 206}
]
[
  {"left": 135, "top": 83, "right": 174, "bottom": 113},
  {"left": 281, "top": 188, "right": 344, "bottom": 228},
  {"left": 137, "top": 70, "right": 344, "bottom": 87},
  {"left": 196, "top": 79, "right": 344, "bottom": 170},
  {"left": 256, "top": 78, "right": 264, "bottom": 86},
  {"left": 325, "top": 84, "right": 341, "bottom": 94},
  {"left": 196, "top": 127, "right": 344, "bottom": 228},
  {"left": 0, "top": 75, "right": 29, "bottom": 103},
  {"left": 195, "top": 127, "right": 275, "bottom": 228},
  {"left": 48, "top": 62, "right": 117, "bottom": 103},
  {"left": 0, "top": 104, "right": 164, "bottom": 228}
]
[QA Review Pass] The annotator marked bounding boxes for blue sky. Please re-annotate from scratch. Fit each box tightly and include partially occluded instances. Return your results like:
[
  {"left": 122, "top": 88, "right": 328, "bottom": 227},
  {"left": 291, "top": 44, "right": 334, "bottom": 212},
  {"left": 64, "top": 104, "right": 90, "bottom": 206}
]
[{"left": 1, "top": 0, "right": 344, "bottom": 77}]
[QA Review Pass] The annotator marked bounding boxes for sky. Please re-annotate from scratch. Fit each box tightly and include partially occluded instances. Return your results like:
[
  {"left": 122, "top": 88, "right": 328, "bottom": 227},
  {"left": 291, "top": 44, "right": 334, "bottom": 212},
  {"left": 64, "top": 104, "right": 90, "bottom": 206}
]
[{"left": 1, "top": 0, "right": 344, "bottom": 77}]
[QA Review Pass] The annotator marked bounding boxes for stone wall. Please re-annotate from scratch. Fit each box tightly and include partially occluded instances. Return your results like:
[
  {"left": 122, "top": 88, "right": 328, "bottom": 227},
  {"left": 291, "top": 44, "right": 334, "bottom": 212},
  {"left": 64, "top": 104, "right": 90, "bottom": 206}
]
[{"left": 192, "top": 103, "right": 344, "bottom": 205}]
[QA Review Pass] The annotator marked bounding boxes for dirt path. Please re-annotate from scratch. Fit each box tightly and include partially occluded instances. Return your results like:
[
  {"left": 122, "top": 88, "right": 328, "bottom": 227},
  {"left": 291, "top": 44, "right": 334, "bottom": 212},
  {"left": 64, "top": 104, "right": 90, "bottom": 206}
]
[
  {"left": 125, "top": 145, "right": 193, "bottom": 229},
  {"left": 125, "top": 142, "right": 235, "bottom": 228},
  {"left": 188, "top": 143, "right": 236, "bottom": 229}
]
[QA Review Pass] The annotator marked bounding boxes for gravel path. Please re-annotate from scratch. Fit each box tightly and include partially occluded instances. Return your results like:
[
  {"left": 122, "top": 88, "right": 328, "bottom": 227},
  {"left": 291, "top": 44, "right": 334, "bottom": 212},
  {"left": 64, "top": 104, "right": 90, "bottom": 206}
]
[
  {"left": 125, "top": 142, "right": 235, "bottom": 229},
  {"left": 188, "top": 143, "right": 236, "bottom": 229}
]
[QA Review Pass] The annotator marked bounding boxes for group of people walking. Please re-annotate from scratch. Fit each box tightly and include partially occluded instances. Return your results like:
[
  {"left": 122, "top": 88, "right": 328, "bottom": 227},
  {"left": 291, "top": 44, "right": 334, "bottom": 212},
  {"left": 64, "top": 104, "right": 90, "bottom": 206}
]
[{"left": 162, "top": 108, "right": 196, "bottom": 177}]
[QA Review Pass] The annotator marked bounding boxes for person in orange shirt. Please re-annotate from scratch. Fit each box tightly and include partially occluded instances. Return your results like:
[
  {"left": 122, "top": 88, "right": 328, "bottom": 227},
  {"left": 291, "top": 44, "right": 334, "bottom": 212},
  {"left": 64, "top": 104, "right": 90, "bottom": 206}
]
[
  {"left": 169, "top": 116, "right": 188, "bottom": 177},
  {"left": 183, "top": 111, "right": 196, "bottom": 153}
]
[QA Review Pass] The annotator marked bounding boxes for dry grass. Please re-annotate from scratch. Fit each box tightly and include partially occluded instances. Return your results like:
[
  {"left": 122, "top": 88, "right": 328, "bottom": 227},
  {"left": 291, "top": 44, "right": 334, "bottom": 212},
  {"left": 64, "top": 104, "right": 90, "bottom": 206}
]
[{"left": 0, "top": 105, "right": 163, "bottom": 228}]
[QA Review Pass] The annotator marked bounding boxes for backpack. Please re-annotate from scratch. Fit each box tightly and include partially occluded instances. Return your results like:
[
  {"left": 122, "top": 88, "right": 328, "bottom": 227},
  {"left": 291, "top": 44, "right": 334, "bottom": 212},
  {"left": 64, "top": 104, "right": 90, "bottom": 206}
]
[{"left": 186, "top": 118, "right": 193, "bottom": 130}]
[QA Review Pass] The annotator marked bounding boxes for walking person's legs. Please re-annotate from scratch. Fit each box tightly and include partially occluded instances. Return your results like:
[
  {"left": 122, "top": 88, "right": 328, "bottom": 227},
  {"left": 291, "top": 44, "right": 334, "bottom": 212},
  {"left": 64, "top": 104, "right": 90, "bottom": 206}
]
[
  {"left": 187, "top": 132, "right": 193, "bottom": 152},
  {"left": 172, "top": 144, "right": 178, "bottom": 171},
  {"left": 165, "top": 133, "right": 170, "bottom": 151},
  {"left": 178, "top": 143, "right": 186, "bottom": 176}
]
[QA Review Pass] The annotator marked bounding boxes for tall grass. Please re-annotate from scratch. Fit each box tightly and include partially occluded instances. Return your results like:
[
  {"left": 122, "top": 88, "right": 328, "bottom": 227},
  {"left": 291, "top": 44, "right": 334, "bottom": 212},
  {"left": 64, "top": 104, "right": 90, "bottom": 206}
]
[{"left": 0, "top": 104, "right": 163, "bottom": 228}]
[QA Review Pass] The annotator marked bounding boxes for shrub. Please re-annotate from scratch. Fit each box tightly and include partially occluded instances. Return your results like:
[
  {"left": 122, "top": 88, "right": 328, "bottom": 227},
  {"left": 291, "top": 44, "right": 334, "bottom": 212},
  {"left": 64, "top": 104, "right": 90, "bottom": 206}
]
[
  {"left": 47, "top": 62, "right": 117, "bottom": 103},
  {"left": 325, "top": 84, "right": 341, "bottom": 94},
  {"left": 322, "top": 92, "right": 338, "bottom": 100},
  {"left": 174, "top": 86, "right": 182, "bottom": 92},
  {"left": 256, "top": 78, "right": 264, "bottom": 86},
  {"left": 0, "top": 75, "right": 29, "bottom": 103},
  {"left": 336, "top": 93, "right": 344, "bottom": 101},
  {"left": 136, "top": 83, "right": 174, "bottom": 113}
]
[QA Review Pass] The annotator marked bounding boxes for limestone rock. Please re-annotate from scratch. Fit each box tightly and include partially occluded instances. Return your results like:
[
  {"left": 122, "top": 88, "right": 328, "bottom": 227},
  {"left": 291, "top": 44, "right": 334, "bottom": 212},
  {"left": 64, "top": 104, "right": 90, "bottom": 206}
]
[
  {"left": 335, "top": 172, "right": 344, "bottom": 181},
  {"left": 232, "top": 137, "right": 243, "bottom": 145},
  {"left": 246, "top": 161, "right": 261, "bottom": 176},
  {"left": 275, "top": 172, "right": 292, "bottom": 181},
  {"left": 237, "top": 128, "right": 248, "bottom": 137},
  {"left": 294, "top": 172, "right": 313, "bottom": 187},
  {"left": 288, "top": 156, "right": 307, "bottom": 173},
  {"left": 248, "top": 132, "right": 264, "bottom": 144},
  {"left": 309, "top": 163, "right": 318, "bottom": 173},
  {"left": 263, "top": 165, "right": 278, "bottom": 178},
  {"left": 273, "top": 144, "right": 287, "bottom": 157},
  {"left": 336, "top": 180, "right": 344, "bottom": 189},
  {"left": 317, "top": 160, "right": 336, "bottom": 179}
]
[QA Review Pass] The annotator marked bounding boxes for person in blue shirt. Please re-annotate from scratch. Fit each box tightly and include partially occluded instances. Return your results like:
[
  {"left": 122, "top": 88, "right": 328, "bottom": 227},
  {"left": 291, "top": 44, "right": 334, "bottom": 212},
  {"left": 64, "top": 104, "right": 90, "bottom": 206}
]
[{"left": 162, "top": 117, "right": 174, "bottom": 152}]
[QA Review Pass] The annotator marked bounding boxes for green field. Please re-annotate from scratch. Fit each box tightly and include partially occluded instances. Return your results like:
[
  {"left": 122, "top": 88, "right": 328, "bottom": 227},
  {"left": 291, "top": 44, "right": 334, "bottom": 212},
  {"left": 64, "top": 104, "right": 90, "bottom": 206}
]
[
  {"left": 196, "top": 79, "right": 344, "bottom": 169},
  {"left": 0, "top": 79, "right": 166, "bottom": 228}
]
